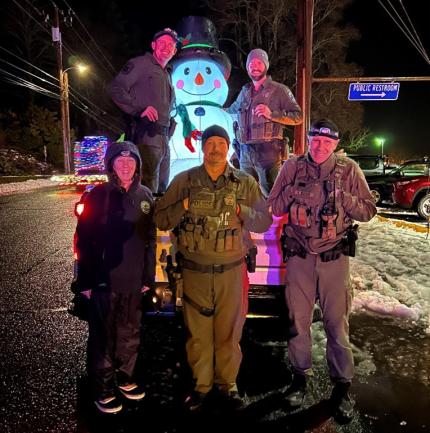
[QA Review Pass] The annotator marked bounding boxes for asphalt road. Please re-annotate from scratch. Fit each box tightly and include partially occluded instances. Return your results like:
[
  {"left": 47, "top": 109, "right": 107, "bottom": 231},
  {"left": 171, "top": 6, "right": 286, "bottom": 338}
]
[{"left": 0, "top": 186, "right": 429, "bottom": 433}]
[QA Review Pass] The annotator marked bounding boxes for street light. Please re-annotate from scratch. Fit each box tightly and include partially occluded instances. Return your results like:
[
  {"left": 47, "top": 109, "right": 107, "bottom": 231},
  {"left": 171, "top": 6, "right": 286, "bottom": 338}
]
[
  {"left": 375, "top": 137, "right": 386, "bottom": 158},
  {"left": 60, "top": 64, "right": 88, "bottom": 173}
]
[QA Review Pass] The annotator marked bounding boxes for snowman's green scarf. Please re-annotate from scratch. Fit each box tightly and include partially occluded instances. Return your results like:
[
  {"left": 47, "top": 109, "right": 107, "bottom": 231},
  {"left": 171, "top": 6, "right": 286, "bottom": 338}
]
[{"left": 176, "top": 101, "right": 223, "bottom": 152}]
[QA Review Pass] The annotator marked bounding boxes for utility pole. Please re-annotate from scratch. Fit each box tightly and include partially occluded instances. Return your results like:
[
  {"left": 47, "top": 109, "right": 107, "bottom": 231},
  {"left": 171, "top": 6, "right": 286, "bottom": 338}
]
[
  {"left": 294, "top": 0, "right": 314, "bottom": 155},
  {"left": 52, "top": 5, "right": 71, "bottom": 174}
]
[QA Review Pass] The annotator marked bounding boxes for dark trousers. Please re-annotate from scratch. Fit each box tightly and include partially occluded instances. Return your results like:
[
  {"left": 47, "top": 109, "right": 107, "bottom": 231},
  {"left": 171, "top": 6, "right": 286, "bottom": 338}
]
[
  {"left": 135, "top": 130, "right": 170, "bottom": 194},
  {"left": 87, "top": 290, "right": 142, "bottom": 399},
  {"left": 239, "top": 140, "right": 284, "bottom": 196}
]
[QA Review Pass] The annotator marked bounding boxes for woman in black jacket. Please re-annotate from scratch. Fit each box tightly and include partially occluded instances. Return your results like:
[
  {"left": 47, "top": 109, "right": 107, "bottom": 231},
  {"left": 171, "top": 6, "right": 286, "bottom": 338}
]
[{"left": 75, "top": 141, "right": 156, "bottom": 414}]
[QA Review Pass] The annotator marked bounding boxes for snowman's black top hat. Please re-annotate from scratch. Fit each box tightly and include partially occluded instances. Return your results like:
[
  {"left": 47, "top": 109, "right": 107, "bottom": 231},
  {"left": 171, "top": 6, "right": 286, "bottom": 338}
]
[{"left": 174, "top": 16, "right": 231, "bottom": 79}]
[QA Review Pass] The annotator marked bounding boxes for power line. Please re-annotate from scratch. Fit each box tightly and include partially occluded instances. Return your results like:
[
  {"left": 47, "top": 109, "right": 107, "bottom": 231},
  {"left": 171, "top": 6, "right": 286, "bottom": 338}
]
[
  {"left": 0, "top": 45, "right": 59, "bottom": 82},
  {"left": 11, "top": 0, "right": 75, "bottom": 58},
  {"left": 0, "top": 49, "right": 121, "bottom": 128},
  {"left": 0, "top": 67, "right": 59, "bottom": 99},
  {"left": 0, "top": 56, "right": 60, "bottom": 89},
  {"left": 1, "top": 68, "right": 121, "bottom": 134},
  {"left": 378, "top": 0, "right": 430, "bottom": 65},
  {"left": 61, "top": 0, "right": 116, "bottom": 74}
]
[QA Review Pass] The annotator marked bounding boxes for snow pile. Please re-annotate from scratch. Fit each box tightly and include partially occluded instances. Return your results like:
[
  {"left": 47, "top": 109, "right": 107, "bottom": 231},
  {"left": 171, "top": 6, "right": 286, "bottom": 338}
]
[
  {"left": 0, "top": 178, "right": 59, "bottom": 196},
  {"left": 351, "top": 217, "right": 430, "bottom": 331},
  {"left": 0, "top": 147, "right": 51, "bottom": 175}
]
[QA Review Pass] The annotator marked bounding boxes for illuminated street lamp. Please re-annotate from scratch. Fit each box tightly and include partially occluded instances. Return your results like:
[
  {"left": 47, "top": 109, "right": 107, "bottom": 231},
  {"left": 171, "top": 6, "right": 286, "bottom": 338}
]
[
  {"left": 375, "top": 137, "right": 386, "bottom": 158},
  {"left": 60, "top": 64, "right": 88, "bottom": 173}
]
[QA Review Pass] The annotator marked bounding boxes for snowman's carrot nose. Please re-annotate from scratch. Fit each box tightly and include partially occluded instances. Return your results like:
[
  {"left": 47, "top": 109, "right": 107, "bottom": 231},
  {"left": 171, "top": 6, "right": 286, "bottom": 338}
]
[{"left": 195, "top": 72, "right": 204, "bottom": 85}]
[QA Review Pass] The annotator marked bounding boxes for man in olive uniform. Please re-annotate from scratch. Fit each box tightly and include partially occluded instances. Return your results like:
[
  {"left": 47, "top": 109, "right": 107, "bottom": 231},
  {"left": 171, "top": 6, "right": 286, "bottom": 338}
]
[
  {"left": 108, "top": 28, "right": 178, "bottom": 193},
  {"left": 226, "top": 48, "right": 303, "bottom": 196},
  {"left": 267, "top": 119, "right": 376, "bottom": 419},
  {"left": 154, "top": 125, "right": 272, "bottom": 411}
]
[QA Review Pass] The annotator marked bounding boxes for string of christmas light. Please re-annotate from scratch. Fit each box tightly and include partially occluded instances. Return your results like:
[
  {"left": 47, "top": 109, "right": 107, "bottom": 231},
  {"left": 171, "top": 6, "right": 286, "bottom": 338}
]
[{"left": 74, "top": 136, "right": 108, "bottom": 175}]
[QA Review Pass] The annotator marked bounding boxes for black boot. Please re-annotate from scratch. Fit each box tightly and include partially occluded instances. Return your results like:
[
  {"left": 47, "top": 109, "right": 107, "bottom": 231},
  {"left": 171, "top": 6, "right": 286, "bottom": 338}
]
[
  {"left": 330, "top": 381, "right": 355, "bottom": 421},
  {"left": 284, "top": 373, "right": 306, "bottom": 408}
]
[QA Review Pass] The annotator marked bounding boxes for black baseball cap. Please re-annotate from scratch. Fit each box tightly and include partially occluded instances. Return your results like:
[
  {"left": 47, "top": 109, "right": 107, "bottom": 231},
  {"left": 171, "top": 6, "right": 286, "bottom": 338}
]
[{"left": 308, "top": 119, "right": 340, "bottom": 140}]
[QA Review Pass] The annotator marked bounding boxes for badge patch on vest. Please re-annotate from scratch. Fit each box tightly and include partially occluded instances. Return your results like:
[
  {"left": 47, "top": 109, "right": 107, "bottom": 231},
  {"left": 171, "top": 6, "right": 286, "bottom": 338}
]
[
  {"left": 224, "top": 194, "right": 235, "bottom": 207},
  {"left": 140, "top": 200, "right": 151, "bottom": 214}
]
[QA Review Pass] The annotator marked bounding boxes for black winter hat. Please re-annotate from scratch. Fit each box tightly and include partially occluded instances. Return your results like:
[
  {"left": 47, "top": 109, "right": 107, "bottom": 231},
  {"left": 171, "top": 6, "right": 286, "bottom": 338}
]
[
  {"left": 201, "top": 125, "right": 230, "bottom": 148},
  {"left": 104, "top": 141, "right": 141, "bottom": 173},
  {"left": 308, "top": 118, "right": 340, "bottom": 140}
]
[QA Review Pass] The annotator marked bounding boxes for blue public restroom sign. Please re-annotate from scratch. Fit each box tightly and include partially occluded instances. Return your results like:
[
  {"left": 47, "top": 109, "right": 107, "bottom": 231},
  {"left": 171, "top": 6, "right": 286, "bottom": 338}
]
[{"left": 348, "top": 82, "right": 400, "bottom": 101}]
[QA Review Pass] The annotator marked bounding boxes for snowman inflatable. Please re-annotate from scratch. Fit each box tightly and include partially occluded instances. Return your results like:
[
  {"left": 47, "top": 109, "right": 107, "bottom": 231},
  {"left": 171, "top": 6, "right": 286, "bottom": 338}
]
[{"left": 169, "top": 16, "right": 234, "bottom": 180}]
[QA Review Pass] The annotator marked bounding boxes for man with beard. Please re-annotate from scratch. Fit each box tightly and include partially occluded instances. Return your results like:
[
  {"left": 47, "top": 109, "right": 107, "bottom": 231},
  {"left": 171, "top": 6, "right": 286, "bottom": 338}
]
[
  {"left": 154, "top": 125, "right": 272, "bottom": 412},
  {"left": 108, "top": 29, "right": 178, "bottom": 193},
  {"left": 227, "top": 49, "right": 303, "bottom": 196}
]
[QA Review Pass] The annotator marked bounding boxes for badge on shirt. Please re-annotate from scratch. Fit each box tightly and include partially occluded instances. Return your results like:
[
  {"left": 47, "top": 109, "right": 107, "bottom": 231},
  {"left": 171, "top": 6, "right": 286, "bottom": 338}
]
[
  {"left": 122, "top": 61, "right": 134, "bottom": 75},
  {"left": 140, "top": 200, "right": 151, "bottom": 214},
  {"left": 224, "top": 194, "right": 235, "bottom": 207}
]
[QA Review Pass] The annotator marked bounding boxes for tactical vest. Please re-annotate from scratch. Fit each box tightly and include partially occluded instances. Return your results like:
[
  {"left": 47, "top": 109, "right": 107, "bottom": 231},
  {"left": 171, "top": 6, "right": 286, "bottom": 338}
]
[
  {"left": 178, "top": 170, "right": 243, "bottom": 254},
  {"left": 237, "top": 84, "right": 284, "bottom": 143},
  {"left": 287, "top": 156, "right": 351, "bottom": 241}
]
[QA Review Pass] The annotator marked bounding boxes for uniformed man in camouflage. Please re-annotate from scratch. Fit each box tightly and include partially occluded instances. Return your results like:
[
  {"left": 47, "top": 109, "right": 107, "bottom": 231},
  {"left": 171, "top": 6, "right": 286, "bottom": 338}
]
[
  {"left": 154, "top": 125, "right": 272, "bottom": 412},
  {"left": 267, "top": 119, "right": 376, "bottom": 420},
  {"left": 108, "top": 28, "right": 178, "bottom": 193},
  {"left": 226, "top": 48, "right": 303, "bottom": 196}
]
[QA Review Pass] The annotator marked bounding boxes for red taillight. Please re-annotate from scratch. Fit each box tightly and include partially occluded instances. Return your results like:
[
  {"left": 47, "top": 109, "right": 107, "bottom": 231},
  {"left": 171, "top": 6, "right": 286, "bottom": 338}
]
[{"left": 75, "top": 202, "right": 85, "bottom": 217}]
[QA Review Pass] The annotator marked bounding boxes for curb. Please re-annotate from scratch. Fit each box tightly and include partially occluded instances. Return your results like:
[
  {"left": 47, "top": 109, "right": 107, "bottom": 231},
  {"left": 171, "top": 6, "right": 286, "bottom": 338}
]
[{"left": 376, "top": 214, "right": 429, "bottom": 234}]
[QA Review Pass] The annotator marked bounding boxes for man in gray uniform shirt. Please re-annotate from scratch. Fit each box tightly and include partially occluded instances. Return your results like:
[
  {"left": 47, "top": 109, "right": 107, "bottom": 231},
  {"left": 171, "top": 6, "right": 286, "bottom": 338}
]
[
  {"left": 227, "top": 48, "right": 303, "bottom": 196},
  {"left": 268, "top": 119, "right": 376, "bottom": 420},
  {"left": 108, "top": 28, "right": 178, "bottom": 193}
]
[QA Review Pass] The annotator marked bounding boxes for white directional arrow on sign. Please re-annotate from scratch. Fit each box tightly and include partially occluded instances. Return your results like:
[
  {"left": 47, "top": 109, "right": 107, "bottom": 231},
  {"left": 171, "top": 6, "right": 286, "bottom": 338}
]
[{"left": 362, "top": 92, "right": 386, "bottom": 97}]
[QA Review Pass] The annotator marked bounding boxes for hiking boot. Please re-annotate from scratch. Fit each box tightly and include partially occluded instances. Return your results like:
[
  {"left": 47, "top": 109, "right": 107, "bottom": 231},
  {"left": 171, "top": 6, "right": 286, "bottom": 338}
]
[
  {"left": 118, "top": 383, "right": 146, "bottom": 401},
  {"left": 284, "top": 373, "right": 306, "bottom": 408},
  {"left": 94, "top": 396, "right": 123, "bottom": 414},
  {"left": 184, "top": 390, "right": 208, "bottom": 412},
  {"left": 330, "top": 381, "right": 355, "bottom": 420}
]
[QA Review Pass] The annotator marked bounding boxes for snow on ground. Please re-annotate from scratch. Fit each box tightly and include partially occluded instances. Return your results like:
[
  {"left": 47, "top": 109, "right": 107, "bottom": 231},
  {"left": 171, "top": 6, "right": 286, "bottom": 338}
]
[
  {"left": 351, "top": 217, "right": 430, "bottom": 332},
  {"left": 1, "top": 176, "right": 429, "bottom": 333},
  {"left": 0, "top": 178, "right": 59, "bottom": 196}
]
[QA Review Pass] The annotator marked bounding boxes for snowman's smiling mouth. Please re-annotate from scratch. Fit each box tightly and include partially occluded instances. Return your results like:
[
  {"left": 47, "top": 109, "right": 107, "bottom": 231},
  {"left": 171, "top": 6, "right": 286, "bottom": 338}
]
[{"left": 181, "top": 87, "right": 216, "bottom": 96}]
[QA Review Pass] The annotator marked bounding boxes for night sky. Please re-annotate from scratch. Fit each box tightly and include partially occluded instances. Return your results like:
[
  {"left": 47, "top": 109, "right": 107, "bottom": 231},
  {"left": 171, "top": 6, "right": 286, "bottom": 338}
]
[
  {"left": 346, "top": 0, "right": 430, "bottom": 159},
  {"left": 72, "top": 0, "right": 430, "bottom": 160},
  {"left": 2, "top": 0, "right": 429, "bottom": 160}
]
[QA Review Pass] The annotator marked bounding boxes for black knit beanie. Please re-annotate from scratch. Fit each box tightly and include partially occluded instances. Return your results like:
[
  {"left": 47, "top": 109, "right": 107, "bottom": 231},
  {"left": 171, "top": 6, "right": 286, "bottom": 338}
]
[{"left": 201, "top": 125, "right": 230, "bottom": 148}]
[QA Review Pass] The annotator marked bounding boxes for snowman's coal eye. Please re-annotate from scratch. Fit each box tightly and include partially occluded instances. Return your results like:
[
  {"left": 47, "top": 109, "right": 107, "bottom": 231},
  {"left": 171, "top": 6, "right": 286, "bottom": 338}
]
[
  {"left": 184, "top": 67, "right": 190, "bottom": 75},
  {"left": 205, "top": 67, "right": 212, "bottom": 75}
]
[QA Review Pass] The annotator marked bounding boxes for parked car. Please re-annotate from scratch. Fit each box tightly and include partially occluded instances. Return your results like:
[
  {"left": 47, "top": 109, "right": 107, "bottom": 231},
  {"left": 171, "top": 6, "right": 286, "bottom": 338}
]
[
  {"left": 347, "top": 154, "right": 386, "bottom": 176},
  {"left": 393, "top": 160, "right": 430, "bottom": 219},
  {"left": 365, "top": 158, "right": 429, "bottom": 205}
]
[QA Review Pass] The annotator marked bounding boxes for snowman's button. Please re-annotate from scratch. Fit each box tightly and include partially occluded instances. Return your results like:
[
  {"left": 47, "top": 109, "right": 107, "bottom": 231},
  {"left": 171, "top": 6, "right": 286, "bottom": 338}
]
[{"left": 194, "top": 107, "right": 206, "bottom": 117}]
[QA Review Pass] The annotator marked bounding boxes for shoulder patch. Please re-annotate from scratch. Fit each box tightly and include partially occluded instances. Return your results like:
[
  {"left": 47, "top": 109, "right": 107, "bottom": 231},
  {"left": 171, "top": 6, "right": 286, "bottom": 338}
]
[
  {"left": 121, "top": 61, "right": 135, "bottom": 75},
  {"left": 140, "top": 200, "right": 151, "bottom": 214}
]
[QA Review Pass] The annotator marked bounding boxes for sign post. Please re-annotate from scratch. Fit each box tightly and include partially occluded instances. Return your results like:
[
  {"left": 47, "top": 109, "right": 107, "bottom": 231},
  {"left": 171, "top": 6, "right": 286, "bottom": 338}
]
[{"left": 348, "top": 82, "right": 400, "bottom": 101}]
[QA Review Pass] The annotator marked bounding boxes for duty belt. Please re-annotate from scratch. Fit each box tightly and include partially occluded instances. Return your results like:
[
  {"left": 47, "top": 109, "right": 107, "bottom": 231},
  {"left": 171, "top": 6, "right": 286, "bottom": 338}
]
[{"left": 182, "top": 257, "right": 244, "bottom": 273}]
